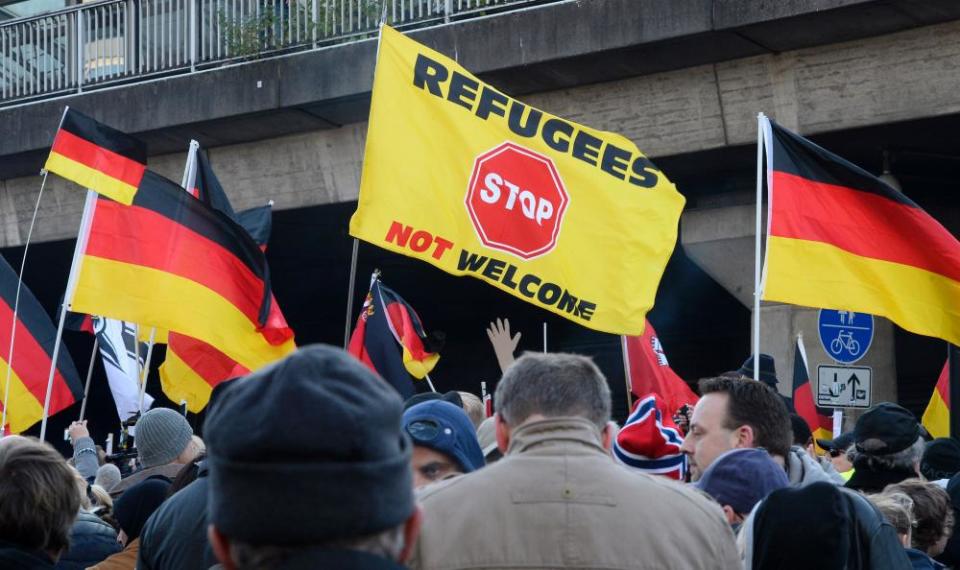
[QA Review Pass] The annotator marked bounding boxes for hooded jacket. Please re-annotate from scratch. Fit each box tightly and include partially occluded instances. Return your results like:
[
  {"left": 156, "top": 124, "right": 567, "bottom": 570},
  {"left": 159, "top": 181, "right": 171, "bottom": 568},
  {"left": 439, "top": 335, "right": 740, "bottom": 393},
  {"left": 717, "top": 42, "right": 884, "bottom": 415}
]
[
  {"left": 411, "top": 417, "right": 739, "bottom": 570},
  {"left": 743, "top": 482, "right": 911, "bottom": 569},
  {"left": 54, "top": 511, "right": 121, "bottom": 569}
]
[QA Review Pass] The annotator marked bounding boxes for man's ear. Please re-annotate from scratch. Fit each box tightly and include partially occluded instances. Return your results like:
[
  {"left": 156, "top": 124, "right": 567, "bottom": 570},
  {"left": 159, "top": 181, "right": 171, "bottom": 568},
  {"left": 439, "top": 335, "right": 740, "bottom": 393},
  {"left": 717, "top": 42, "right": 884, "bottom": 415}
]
[
  {"left": 208, "top": 525, "right": 237, "bottom": 570},
  {"left": 398, "top": 505, "right": 423, "bottom": 564},
  {"left": 721, "top": 505, "right": 739, "bottom": 526},
  {"left": 495, "top": 413, "right": 511, "bottom": 454},
  {"left": 733, "top": 424, "right": 756, "bottom": 449},
  {"left": 601, "top": 422, "right": 616, "bottom": 452}
]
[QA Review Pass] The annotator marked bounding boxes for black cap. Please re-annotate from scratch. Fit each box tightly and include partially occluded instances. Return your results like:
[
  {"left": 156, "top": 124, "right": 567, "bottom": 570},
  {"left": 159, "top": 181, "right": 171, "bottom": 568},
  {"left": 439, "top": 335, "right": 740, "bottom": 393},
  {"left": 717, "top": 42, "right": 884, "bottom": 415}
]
[
  {"left": 816, "top": 431, "right": 854, "bottom": 451},
  {"left": 853, "top": 402, "right": 921, "bottom": 455},
  {"left": 738, "top": 354, "right": 778, "bottom": 387},
  {"left": 204, "top": 345, "right": 414, "bottom": 546},
  {"left": 921, "top": 438, "right": 960, "bottom": 481}
]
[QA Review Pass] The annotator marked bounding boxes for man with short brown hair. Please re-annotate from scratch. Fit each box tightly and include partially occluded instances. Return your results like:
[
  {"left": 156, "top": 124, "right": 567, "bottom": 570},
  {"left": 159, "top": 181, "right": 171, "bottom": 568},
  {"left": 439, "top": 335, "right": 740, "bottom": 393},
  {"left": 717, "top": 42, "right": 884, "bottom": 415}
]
[{"left": 0, "top": 436, "right": 81, "bottom": 568}]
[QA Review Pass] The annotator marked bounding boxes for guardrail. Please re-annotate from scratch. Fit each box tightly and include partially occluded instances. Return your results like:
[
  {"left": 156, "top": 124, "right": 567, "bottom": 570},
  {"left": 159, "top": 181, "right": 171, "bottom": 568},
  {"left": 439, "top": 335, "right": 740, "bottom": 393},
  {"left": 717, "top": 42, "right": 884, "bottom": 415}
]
[{"left": 0, "top": 0, "right": 554, "bottom": 106}]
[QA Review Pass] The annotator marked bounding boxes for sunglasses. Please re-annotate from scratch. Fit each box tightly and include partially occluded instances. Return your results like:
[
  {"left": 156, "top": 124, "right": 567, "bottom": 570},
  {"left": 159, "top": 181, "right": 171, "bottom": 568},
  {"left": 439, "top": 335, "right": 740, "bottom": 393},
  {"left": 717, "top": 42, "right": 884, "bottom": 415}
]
[{"left": 828, "top": 449, "right": 845, "bottom": 458}]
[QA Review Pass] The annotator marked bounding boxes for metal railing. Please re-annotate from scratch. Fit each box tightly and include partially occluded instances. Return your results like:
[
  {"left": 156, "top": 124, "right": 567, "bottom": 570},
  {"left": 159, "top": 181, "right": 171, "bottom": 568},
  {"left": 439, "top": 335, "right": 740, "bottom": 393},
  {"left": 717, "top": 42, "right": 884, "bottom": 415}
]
[{"left": 1, "top": 0, "right": 556, "bottom": 105}]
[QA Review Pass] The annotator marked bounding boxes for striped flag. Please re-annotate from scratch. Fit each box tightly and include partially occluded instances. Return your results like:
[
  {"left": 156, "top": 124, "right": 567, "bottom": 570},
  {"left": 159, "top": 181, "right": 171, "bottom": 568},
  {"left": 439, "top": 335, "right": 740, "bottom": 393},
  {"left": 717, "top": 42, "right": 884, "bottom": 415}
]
[
  {"left": 613, "top": 393, "right": 686, "bottom": 480},
  {"left": 622, "top": 320, "right": 698, "bottom": 417},
  {"left": 792, "top": 336, "right": 832, "bottom": 442},
  {"left": 45, "top": 108, "right": 147, "bottom": 205},
  {"left": 762, "top": 118, "right": 960, "bottom": 346},
  {"left": 91, "top": 316, "right": 154, "bottom": 422},
  {"left": 923, "top": 362, "right": 950, "bottom": 439},
  {"left": 0, "top": 255, "right": 83, "bottom": 433},
  {"left": 65, "top": 171, "right": 295, "bottom": 377}
]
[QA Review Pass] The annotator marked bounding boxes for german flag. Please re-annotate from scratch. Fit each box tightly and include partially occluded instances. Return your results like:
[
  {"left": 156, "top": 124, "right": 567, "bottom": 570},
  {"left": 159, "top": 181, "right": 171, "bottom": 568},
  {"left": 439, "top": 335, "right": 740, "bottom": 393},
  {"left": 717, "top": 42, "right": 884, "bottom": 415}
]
[
  {"left": 0, "top": 256, "right": 82, "bottom": 434},
  {"left": 792, "top": 336, "right": 832, "bottom": 443},
  {"left": 762, "top": 118, "right": 960, "bottom": 346},
  {"left": 45, "top": 108, "right": 147, "bottom": 205},
  {"left": 923, "top": 361, "right": 950, "bottom": 439},
  {"left": 348, "top": 276, "right": 440, "bottom": 398},
  {"left": 66, "top": 171, "right": 295, "bottom": 376}
]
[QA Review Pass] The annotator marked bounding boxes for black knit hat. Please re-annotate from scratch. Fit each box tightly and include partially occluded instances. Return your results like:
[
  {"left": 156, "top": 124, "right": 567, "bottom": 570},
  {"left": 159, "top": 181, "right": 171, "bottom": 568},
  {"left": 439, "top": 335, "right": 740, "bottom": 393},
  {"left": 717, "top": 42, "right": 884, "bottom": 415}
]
[
  {"left": 204, "top": 345, "right": 414, "bottom": 546},
  {"left": 114, "top": 478, "right": 171, "bottom": 541},
  {"left": 921, "top": 438, "right": 960, "bottom": 481},
  {"left": 738, "top": 354, "right": 779, "bottom": 388}
]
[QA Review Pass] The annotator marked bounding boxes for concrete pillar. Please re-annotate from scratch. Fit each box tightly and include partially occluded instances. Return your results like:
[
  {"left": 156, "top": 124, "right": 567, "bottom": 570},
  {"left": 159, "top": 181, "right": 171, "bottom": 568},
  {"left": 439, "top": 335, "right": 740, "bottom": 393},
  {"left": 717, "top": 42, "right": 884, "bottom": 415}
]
[{"left": 682, "top": 204, "right": 898, "bottom": 429}]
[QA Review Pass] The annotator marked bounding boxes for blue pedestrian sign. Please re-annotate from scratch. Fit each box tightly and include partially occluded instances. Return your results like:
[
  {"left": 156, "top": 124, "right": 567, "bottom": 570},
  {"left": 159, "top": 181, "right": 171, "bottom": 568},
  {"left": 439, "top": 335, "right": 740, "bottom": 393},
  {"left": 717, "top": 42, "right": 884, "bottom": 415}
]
[{"left": 818, "top": 309, "right": 874, "bottom": 364}]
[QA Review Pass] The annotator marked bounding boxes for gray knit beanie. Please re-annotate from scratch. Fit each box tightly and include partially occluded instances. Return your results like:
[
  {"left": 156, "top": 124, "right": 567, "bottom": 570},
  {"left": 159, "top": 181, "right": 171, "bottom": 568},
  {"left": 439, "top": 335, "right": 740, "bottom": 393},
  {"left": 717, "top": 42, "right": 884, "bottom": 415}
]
[
  {"left": 94, "top": 463, "right": 122, "bottom": 491},
  {"left": 136, "top": 408, "right": 193, "bottom": 468}
]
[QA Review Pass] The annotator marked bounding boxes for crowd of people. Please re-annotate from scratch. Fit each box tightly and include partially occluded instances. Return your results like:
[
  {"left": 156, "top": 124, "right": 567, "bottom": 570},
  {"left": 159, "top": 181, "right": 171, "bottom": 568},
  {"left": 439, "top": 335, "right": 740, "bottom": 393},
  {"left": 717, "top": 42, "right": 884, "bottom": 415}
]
[{"left": 1, "top": 342, "right": 959, "bottom": 569}]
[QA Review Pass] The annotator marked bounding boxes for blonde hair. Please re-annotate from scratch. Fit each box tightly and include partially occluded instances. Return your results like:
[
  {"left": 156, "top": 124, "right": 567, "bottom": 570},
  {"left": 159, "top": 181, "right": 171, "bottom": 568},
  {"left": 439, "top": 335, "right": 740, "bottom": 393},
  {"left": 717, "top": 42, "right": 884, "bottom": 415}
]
[
  {"left": 458, "top": 392, "right": 485, "bottom": 429},
  {"left": 868, "top": 492, "right": 914, "bottom": 542},
  {"left": 69, "top": 465, "right": 92, "bottom": 511}
]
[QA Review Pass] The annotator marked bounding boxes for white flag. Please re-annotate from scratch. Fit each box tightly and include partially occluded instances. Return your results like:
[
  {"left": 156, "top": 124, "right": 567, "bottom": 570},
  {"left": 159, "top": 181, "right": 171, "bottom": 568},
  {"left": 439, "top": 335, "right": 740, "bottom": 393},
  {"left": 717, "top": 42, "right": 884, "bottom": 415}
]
[{"left": 92, "top": 317, "right": 154, "bottom": 421}]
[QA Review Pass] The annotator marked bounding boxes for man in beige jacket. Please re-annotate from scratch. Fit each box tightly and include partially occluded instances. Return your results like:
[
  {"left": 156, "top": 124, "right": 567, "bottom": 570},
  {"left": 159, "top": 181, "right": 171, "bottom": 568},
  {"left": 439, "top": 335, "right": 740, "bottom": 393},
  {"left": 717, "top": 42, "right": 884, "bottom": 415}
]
[{"left": 410, "top": 352, "right": 740, "bottom": 570}]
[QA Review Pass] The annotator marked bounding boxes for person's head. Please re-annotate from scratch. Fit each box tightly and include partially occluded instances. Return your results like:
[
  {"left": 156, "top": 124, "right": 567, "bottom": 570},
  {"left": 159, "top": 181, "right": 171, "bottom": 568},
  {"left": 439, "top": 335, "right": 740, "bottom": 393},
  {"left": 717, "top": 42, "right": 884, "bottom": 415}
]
[
  {"left": 0, "top": 436, "right": 81, "bottom": 560},
  {"left": 886, "top": 479, "right": 955, "bottom": 556},
  {"left": 475, "top": 416, "right": 502, "bottom": 463},
  {"left": 113, "top": 478, "right": 170, "bottom": 546},
  {"left": 204, "top": 345, "right": 421, "bottom": 570},
  {"left": 167, "top": 453, "right": 206, "bottom": 497},
  {"left": 867, "top": 492, "right": 914, "bottom": 548},
  {"left": 695, "top": 448, "right": 789, "bottom": 527},
  {"left": 494, "top": 352, "right": 612, "bottom": 453},
  {"left": 680, "top": 374, "right": 791, "bottom": 481},
  {"left": 135, "top": 407, "right": 196, "bottom": 468},
  {"left": 850, "top": 402, "right": 923, "bottom": 476},
  {"left": 94, "top": 463, "right": 122, "bottom": 492},
  {"left": 921, "top": 438, "right": 960, "bottom": 482},
  {"left": 789, "top": 414, "right": 812, "bottom": 447},
  {"left": 817, "top": 432, "right": 855, "bottom": 473},
  {"left": 402, "top": 400, "right": 484, "bottom": 488},
  {"left": 457, "top": 391, "right": 485, "bottom": 429},
  {"left": 737, "top": 353, "right": 779, "bottom": 390}
]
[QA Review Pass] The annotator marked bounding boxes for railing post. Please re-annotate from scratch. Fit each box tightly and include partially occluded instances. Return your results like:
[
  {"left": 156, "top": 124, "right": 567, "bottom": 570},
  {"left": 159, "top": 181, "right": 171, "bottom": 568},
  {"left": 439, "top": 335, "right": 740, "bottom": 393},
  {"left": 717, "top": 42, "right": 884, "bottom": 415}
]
[
  {"left": 190, "top": 0, "right": 197, "bottom": 71},
  {"left": 311, "top": 0, "right": 317, "bottom": 48},
  {"left": 444, "top": 0, "right": 451, "bottom": 23},
  {"left": 76, "top": 8, "right": 84, "bottom": 92}
]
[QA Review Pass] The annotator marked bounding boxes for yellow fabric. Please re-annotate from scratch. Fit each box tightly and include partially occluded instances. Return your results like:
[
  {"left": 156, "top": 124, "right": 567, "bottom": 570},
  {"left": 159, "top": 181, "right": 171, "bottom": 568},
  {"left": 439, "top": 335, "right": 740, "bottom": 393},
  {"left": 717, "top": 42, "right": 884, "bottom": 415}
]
[
  {"left": 0, "top": 360, "right": 45, "bottom": 434},
  {"left": 137, "top": 327, "right": 168, "bottom": 345},
  {"left": 923, "top": 388, "right": 950, "bottom": 439},
  {"left": 158, "top": 348, "right": 213, "bottom": 413},
  {"left": 402, "top": 346, "right": 439, "bottom": 379},
  {"left": 70, "top": 255, "right": 295, "bottom": 375},
  {"left": 349, "top": 26, "right": 685, "bottom": 336},
  {"left": 764, "top": 236, "right": 960, "bottom": 346},
  {"left": 45, "top": 152, "right": 138, "bottom": 205}
]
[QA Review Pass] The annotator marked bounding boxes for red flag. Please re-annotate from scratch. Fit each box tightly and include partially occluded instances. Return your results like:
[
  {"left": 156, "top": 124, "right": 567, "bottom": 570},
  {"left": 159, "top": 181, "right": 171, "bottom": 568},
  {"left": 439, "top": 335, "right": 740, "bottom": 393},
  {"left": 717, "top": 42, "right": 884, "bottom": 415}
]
[{"left": 622, "top": 321, "right": 698, "bottom": 417}]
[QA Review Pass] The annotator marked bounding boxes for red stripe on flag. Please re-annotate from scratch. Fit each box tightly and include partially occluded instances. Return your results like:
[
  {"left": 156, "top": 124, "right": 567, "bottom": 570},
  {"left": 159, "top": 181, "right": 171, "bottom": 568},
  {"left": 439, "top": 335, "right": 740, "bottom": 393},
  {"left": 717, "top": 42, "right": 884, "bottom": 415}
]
[
  {"left": 0, "top": 300, "right": 72, "bottom": 413},
  {"left": 770, "top": 171, "right": 960, "bottom": 282},
  {"left": 85, "top": 201, "right": 267, "bottom": 326},
  {"left": 168, "top": 333, "right": 249, "bottom": 388},
  {"left": 51, "top": 129, "right": 146, "bottom": 188},
  {"left": 935, "top": 364, "right": 950, "bottom": 408}
]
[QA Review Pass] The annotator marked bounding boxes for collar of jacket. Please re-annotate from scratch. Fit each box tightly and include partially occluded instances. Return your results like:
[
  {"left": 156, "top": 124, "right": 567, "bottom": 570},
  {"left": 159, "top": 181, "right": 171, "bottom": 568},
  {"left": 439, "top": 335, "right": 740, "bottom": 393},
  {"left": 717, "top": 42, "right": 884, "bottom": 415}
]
[
  {"left": 844, "top": 463, "right": 917, "bottom": 493},
  {"left": 505, "top": 416, "right": 606, "bottom": 457}
]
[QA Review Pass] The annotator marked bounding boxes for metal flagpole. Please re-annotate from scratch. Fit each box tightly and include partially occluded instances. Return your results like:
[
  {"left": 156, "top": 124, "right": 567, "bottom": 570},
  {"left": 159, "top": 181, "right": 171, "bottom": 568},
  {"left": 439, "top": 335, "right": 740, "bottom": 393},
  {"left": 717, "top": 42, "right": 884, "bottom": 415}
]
[
  {"left": 138, "top": 328, "right": 157, "bottom": 411},
  {"left": 343, "top": 238, "right": 360, "bottom": 349},
  {"left": 542, "top": 322, "right": 547, "bottom": 352},
  {"left": 1, "top": 169, "right": 50, "bottom": 432},
  {"left": 42, "top": 190, "right": 98, "bottom": 441},
  {"left": 424, "top": 373, "right": 437, "bottom": 392},
  {"left": 77, "top": 337, "right": 99, "bottom": 422},
  {"left": 621, "top": 335, "right": 634, "bottom": 414},
  {"left": 752, "top": 112, "right": 766, "bottom": 381},
  {"left": 949, "top": 344, "right": 960, "bottom": 440}
]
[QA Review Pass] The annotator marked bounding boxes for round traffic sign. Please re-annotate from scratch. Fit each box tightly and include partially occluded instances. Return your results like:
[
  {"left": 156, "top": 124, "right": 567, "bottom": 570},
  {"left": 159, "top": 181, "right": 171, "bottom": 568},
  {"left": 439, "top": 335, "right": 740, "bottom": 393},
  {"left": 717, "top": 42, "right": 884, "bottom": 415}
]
[{"left": 818, "top": 309, "right": 874, "bottom": 364}]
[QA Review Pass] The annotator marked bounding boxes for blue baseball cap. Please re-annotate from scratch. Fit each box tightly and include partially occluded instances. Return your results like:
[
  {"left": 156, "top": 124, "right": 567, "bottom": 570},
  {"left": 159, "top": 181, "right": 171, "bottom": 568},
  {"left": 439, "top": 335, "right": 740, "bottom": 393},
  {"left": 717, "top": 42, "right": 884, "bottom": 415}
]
[
  {"left": 696, "top": 448, "right": 789, "bottom": 515},
  {"left": 403, "top": 400, "right": 484, "bottom": 473}
]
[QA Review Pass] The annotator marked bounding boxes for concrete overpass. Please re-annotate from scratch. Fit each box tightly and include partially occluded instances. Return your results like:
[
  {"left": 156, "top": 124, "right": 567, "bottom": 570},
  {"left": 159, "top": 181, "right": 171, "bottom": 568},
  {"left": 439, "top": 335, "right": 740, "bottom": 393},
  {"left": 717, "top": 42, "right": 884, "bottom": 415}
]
[{"left": 3, "top": 0, "right": 960, "bottom": 428}]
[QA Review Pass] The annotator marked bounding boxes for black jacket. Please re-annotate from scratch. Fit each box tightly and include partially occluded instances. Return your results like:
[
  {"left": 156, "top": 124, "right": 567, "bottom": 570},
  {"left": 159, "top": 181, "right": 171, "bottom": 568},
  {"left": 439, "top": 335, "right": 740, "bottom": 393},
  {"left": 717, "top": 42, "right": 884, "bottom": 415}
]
[
  {"left": 137, "top": 462, "right": 212, "bottom": 570},
  {"left": 0, "top": 542, "right": 55, "bottom": 570},
  {"left": 844, "top": 463, "right": 917, "bottom": 494},
  {"left": 55, "top": 511, "right": 121, "bottom": 569},
  {"left": 278, "top": 548, "right": 408, "bottom": 569}
]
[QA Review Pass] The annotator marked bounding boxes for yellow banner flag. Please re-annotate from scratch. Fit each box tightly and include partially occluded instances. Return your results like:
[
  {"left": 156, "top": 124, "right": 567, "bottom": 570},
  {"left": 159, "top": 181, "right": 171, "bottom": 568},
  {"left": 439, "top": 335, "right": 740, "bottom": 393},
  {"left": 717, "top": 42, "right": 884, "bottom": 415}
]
[{"left": 350, "top": 25, "right": 685, "bottom": 335}]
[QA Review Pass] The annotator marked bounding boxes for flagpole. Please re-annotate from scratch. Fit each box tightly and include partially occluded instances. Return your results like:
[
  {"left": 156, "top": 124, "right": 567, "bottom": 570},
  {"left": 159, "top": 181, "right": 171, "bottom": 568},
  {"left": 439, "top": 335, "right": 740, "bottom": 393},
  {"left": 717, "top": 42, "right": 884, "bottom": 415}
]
[
  {"left": 343, "top": 238, "right": 360, "bottom": 349},
  {"left": 1, "top": 169, "right": 50, "bottom": 431},
  {"left": 752, "top": 112, "right": 766, "bottom": 381},
  {"left": 949, "top": 344, "right": 960, "bottom": 440},
  {"left": 77, "top": 337, "right": 99, "bottom": 422},
  {"left": 138, "top": 328, "right": 156, "bottom": 411},
  {"left": 542, "top": 322, "right": 547, "bottom": 352},
  {"left": 41, "top": 190, "right": 98, "bottom": 441},
  {"left": 621, "top": 335, "right": 634, "bottom": 414},
  {"left": 424, "top": 373, "right": 437, "bottom": 392}
]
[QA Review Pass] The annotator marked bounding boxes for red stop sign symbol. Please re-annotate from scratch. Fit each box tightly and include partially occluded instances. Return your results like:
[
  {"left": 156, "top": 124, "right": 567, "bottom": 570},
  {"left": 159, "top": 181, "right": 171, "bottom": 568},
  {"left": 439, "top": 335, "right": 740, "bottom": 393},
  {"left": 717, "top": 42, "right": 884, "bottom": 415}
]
[{"left": 465, "top": 142, "right": 569, "bottom": 260}]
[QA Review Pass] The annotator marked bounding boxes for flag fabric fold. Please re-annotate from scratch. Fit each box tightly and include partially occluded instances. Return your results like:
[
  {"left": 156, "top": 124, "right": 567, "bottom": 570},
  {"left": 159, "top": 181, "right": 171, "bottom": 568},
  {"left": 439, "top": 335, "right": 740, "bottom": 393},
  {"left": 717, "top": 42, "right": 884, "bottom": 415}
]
[
  {"left": 91, "top": 317, "right": 154, "bottom": 422},
  {"left": 923, "top": 362, "right": 950, "bottom": 439},
  {"left": 622, "top": 321, "right": 698, "bottom": 418},
  {"left": 762, "top": 117, "right": 960, "bottom": 346},
  {"left": 45, "top": 108, "right": 147, "bottom": 205},
  {"left": 791, "top": 336, "right": 832, "bottom": 442},
  {"left": 66, "top": 172, "right": 294, "bottom": 377},
  {"left": 0, "top": 255, "right": 83, "bottom": 433},
  {"left": 613, "top": 393, "right": 687, "bottom": 480},
  {"left": 348, "top": 276, "right": 439, "bottom": 398}
]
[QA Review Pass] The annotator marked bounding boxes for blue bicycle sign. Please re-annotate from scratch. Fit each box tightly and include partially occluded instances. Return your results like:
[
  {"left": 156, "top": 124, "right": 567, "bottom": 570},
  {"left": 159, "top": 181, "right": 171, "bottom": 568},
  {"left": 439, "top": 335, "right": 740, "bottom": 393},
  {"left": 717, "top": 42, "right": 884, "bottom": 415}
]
[{"left": 818, "top": 309, "right": 874, "bottom": 364}]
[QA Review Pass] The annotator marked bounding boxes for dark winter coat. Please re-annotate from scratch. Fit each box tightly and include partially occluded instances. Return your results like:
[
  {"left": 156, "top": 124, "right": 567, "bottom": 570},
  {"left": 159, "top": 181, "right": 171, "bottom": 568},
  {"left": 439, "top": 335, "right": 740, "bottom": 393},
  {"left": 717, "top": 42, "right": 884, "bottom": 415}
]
[{"left": 55, "top": 511, "right": 121, "bottom": 570}]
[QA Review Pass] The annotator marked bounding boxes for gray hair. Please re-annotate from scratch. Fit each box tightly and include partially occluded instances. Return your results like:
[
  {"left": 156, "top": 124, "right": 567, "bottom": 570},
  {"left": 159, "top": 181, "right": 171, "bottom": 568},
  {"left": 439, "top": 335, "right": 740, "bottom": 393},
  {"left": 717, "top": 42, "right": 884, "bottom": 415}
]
[
  {"left": 229, "top": 523, "right": 406, "bottom": 568},
  {"left": 495, "top": 352, "right": 611, "bottom": 430},
  {"left": 851, "top": 436, "right": 924, "bottom": 473}
]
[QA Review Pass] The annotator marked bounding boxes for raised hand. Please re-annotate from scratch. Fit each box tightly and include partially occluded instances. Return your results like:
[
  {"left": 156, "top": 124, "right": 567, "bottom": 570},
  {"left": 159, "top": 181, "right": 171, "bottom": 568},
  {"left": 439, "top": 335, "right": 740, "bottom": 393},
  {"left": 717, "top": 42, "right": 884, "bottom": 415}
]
[{"left": 486, "top": 317, "right": 521, "bottom": 374}]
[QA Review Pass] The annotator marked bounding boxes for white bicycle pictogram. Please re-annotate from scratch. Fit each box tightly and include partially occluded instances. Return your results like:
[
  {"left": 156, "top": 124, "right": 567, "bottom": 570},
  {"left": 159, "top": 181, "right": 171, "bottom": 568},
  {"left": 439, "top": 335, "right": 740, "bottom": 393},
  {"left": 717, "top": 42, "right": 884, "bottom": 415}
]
[{"left": 830, "top": 330, "right": 860, "bottom": 356}]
